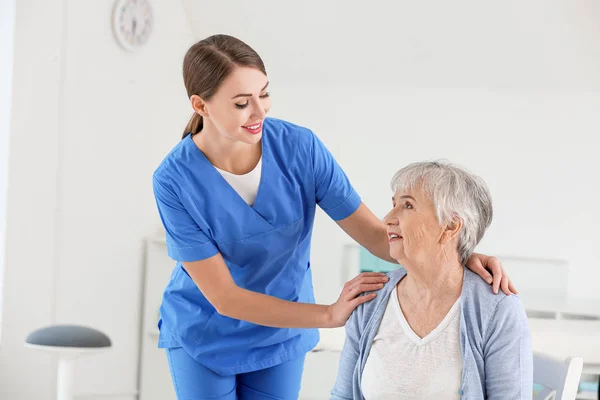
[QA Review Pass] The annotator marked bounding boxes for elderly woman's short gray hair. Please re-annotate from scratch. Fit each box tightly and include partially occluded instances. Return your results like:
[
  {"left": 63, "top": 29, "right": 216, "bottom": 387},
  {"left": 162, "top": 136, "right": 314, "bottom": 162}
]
[{"left": 391, "top": 161, "right": 493, "bottom": 265}]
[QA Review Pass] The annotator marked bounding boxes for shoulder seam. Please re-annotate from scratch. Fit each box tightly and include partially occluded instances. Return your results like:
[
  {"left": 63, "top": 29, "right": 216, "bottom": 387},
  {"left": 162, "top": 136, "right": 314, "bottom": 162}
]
[{"left": 482, "top": 294, "right": 510, "bottom": 345}]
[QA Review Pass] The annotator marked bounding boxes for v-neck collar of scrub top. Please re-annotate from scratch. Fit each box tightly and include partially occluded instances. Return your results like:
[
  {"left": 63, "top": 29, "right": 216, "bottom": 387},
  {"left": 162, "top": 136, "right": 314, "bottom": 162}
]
[{"left": 184, "top": 132, "right": 274, "bottom": 231}]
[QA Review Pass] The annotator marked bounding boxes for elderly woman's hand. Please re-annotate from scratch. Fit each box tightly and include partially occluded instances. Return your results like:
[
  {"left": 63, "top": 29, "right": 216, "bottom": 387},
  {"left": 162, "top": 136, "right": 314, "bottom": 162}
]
[{"left": 466, "top": 253, "right": 517, "bottom": 295}]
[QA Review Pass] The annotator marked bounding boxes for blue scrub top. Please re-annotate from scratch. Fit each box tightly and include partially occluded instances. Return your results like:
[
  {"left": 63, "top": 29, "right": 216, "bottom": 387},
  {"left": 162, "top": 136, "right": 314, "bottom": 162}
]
[{"left": 152, "top": 117, "right": 361, "bottom": 375}]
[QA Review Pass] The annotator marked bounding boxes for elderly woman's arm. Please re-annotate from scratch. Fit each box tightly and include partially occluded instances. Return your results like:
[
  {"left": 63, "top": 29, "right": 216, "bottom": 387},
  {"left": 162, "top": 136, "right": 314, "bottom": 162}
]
[
  {"left": 337, "top": 203, "right": 516, "bottom": 295},
  {"left": 484, "top": 295, "right": 533, "bottom": 399},
  {"left": 330, "top": 302, "right": 363, "bottom": 400}
]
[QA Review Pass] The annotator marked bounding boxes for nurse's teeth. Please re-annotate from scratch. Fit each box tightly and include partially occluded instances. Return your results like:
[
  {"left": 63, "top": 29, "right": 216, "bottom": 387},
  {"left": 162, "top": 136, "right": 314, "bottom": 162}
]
[{"left": 245, "top": 123, "right": 260, "bottom": 129}]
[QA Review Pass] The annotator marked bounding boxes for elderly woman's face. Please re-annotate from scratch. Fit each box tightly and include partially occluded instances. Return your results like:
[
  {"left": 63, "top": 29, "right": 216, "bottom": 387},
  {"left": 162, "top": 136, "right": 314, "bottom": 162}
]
[{"left": 383, "top": 188, "right": 447, "bottom": 265}]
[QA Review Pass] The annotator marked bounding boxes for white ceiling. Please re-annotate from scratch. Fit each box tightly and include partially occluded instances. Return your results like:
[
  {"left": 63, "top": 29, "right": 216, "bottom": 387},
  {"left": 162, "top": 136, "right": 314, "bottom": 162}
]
[{"left": 181, "top": 0, "right": 600, "bottom": 90}]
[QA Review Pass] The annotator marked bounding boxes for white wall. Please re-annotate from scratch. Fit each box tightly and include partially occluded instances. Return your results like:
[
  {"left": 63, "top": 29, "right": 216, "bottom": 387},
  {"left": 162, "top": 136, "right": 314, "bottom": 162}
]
[
  {"left": 184, "top": 0, "right": 600, "bottom": 91},
  {"left": 0, "top": 0, "right": 194, "bottom": 398},
  {"left": 182, "top": 0, "right": 600, "bottom": 301},
  {"left": 0, "top": 0, "right": 16, "bottom": 336}
]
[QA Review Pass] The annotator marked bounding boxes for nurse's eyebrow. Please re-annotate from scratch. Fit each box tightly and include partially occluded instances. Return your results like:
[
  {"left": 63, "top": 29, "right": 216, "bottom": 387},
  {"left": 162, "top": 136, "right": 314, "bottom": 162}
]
[{"left": 231, "top": 82, "right": 269, "bottom": 99}]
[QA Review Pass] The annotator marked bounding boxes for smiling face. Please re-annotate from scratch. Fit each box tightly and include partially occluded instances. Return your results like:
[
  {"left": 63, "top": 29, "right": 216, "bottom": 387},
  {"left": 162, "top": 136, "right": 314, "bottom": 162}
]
[
  {"left": 191, "top": 66, "right": 271, "bottom": 145},
  {"left": 383, "top": 187, "right": 461, "bottom": 266}
]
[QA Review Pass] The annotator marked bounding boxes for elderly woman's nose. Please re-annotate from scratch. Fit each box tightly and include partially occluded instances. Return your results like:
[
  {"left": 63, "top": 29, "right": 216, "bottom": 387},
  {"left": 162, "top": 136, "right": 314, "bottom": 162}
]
[{"left": 383, "top": 211, "right": 397, "bottom": 225}]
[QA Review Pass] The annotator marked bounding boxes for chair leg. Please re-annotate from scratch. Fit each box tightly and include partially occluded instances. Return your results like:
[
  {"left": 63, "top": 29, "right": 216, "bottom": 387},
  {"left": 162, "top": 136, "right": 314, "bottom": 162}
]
[{"left": 57, "top": 357, "right": 75, "bottom": 400}]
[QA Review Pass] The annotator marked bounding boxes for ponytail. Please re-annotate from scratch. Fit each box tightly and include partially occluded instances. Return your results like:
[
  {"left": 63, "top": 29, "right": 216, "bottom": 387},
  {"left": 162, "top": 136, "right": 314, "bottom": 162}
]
[{"left": 182, "top": 113, "right": 203, "bottom": 139}]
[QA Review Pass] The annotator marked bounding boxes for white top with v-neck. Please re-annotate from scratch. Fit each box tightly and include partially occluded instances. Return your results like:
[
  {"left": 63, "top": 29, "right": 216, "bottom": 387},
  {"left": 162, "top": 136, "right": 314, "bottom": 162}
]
[
  {"left": 361, "top": 289, "right": 463, "bottom": 400},
  {"left": 214, "top": 158, "right": 262, "bottom": 206}
]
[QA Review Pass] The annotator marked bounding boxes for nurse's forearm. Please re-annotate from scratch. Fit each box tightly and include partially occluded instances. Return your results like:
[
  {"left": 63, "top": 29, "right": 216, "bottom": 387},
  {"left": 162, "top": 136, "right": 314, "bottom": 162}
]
[
  {"left": 337, "top": 203, "right": 398, "bottom": 264},
  {"left": 219, "top": 287, "right": 336, "bottom": 329},
  {"left": 183, "top": 255, "right": 338, "bottom": 329},
  {"left": 367, "top": 230, "right": 397, "bottom": 264},
  {"left": 355, "top": 225, "right": 396, "bottom": 263}
]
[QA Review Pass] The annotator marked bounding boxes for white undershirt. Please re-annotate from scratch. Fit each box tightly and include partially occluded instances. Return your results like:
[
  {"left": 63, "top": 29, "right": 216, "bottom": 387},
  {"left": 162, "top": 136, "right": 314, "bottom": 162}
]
[
  {"left": 215, "top": 158, "right": 262, "bottom": 206},
  {"left": 361, "top": 290, "right": 463, "bottom": 400}
]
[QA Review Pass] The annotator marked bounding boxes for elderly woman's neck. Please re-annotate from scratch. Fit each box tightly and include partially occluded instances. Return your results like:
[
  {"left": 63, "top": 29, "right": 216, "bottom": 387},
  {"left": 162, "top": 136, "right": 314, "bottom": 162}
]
[{"left": 402, "top": 260, "right": 464, "bottom": 304}]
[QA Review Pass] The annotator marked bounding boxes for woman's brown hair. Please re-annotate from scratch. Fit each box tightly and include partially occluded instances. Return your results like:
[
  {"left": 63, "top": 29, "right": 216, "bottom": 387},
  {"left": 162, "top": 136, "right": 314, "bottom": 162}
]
[{"left": 182, "top": 34, "right": 267, "bottom": 139}]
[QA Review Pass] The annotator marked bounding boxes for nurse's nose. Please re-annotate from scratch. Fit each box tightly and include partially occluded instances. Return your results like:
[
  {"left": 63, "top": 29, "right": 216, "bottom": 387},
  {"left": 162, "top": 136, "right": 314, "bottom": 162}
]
[{"left": 253, "top": 105, "right": 267, "bottom": 120}]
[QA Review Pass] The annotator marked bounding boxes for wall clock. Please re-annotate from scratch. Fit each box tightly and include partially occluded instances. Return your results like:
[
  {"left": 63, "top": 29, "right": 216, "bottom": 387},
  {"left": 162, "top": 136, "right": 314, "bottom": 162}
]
[{"left": 112, "top": 0, "right": 153, "bottom": 51}]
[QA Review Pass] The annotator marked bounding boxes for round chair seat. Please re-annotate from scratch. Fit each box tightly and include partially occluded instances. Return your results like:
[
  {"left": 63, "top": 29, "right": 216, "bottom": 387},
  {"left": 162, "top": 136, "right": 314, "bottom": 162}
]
[
  {"left": 25, "top": 325, "right": 111, "bottom": 350},
  {"left": 25, "top": 325, "right": 111, "bottom": 400}
]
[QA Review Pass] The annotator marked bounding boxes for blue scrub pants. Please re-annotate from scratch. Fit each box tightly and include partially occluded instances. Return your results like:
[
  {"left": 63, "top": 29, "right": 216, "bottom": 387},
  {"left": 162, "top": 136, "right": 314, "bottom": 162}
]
[{"left": 166, "top": 347, "right": 306, "bottom": 400}]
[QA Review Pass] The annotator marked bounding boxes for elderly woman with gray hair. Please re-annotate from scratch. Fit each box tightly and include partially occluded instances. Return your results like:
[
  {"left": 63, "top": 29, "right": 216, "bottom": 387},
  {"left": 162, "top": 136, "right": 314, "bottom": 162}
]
[{"left": 331, "top": 161, "right": 533, "bottom": 400}]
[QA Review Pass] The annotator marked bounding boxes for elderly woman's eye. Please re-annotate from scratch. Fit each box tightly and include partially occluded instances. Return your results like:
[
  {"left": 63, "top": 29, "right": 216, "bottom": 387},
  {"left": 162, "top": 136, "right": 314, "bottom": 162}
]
[{"left": 404, "top": 202, "right": 413, "bottom": 209}]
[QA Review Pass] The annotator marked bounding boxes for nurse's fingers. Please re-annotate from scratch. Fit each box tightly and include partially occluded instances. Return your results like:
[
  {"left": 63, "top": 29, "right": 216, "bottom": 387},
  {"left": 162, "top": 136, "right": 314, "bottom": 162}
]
[
  {"left": 345, "top": 278, "right": 384, "bottom": 291},
  {"left": 350, "top": 292, "right": 377, "bottom": 308},
  {"left": 508, "top": 278, "right": 518, "bottom": 295},
  {"left": 345, "top": 283, "right": 385, "bottom": 300},
  {"left": 355, "top": 272, "right": 388, "bottom": 277},
  {"left": 345, "top": 279, "right": 387, "bottom": 292},
  {"left": 345, "top": 274, "right": 388, "bottom": 291},
  {"left": 347, "top": 272, "right": 388, "bottom": 284}
]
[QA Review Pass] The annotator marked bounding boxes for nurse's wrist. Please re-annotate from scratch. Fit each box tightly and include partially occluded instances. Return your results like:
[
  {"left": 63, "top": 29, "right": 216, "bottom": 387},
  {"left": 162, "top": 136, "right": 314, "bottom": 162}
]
[{"left": 322, "top": 305, "right": 340, "bottom": 328}]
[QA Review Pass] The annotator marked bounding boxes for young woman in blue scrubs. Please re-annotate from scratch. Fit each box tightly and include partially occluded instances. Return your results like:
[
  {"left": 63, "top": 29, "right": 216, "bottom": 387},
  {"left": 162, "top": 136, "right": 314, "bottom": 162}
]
[{"left": 152, "top": 34, "right": 515, "bottom": 400}]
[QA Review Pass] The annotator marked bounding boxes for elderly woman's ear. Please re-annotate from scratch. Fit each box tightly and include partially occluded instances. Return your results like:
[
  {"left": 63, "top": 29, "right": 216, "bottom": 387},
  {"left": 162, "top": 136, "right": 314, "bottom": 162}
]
[{"left": 440, "top": 216, "right": 462, "bottom": 244}]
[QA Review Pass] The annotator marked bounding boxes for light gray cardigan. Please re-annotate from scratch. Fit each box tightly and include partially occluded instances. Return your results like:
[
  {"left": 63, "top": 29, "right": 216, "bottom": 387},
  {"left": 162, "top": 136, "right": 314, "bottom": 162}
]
[{"left": 330, "top": 267, "right": 533, "bottom": 399}]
